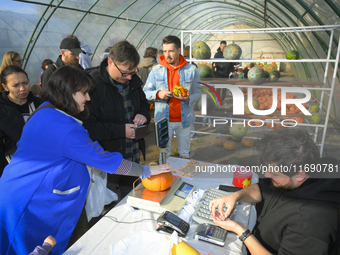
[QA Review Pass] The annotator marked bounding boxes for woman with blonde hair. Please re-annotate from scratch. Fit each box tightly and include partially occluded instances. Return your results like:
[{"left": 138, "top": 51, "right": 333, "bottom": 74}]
[{"left": 0, "top": 51, "right": 24, "bottom": 92}]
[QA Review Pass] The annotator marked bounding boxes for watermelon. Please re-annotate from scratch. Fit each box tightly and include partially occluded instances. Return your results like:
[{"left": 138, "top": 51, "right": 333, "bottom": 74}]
[
  {"left": 263, "top": 70, "right": 269, "bottom": 81},
  {"left": 198, "top": 64, "right": 214, "bottom": 78},
  {"left": 215, "top": 122, "right": 230, "bottom": 134},
  {"left": 192, "top": 41, "right": 211, "bottom": 59},
  {"left": 248, "top": 67, "right": 265, "bottom": 84},
  {"left": 286, "top": 50, "right": 299, "bottom": 60},
  {"left": 269, "top": 70, "right": 280, "bottom": 82},
  {"left": 229, "top": 123, "right": 248, "bottom": 139},
  {"left": 244, "top": 98, "right": 259, "bottom": 115},
  {"left": 307, "top": 113, "right": 321, "bottom": 124},
  {"left": 223, "top": 44, "right": 242, "bottom": 60},
  {"left": 196, "top": 95, "right": 215, "bottom": 112}
]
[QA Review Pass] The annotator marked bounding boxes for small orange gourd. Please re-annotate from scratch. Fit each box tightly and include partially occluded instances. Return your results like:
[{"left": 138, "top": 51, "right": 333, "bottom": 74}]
[
  {"left": 142, "top": 172, "right": 173, "bottom": 191},
  {"left": 223, "top": 140, "right": 237, "bottom": 150},
  {"left": 213, "top": 135, "right": 228, "bottom": 146}
]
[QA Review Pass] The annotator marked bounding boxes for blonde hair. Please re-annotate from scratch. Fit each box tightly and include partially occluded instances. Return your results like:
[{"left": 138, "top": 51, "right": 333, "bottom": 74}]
[{"left": 0, "top": 51, "right": 20, "bottom": 74}]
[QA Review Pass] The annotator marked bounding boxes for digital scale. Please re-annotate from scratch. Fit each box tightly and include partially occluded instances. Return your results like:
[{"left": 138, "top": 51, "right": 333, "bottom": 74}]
[{"left": 127, "top": 176, "right": 196, "bottom": 215}]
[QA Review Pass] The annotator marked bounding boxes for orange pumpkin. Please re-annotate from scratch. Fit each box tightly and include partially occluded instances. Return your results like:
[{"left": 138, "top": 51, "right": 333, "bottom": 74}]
[
  {"left": 241, "top": 135, "right": 258, "bottom": 147},
  {"left": 224, "top": 140, "right": 237, "bottom": 150},
  {"left": 214, "top": 135, "right": 229, "bottom": 146},
  {"left": 142, "top": 172, "right": 173, "bottom": 191}
]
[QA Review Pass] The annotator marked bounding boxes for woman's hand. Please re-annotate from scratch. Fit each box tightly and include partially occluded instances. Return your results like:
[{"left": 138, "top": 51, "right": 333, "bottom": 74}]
[
  {"left": 149, "top": 164, "right": 172, "bottom": 176},
  {"left": 209, "top": 193, "right": 238, "bottom": 220}
]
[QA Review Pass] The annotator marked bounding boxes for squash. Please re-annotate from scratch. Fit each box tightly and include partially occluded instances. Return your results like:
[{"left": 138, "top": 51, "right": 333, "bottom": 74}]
[
  {"left": 171, "top": 240, "right": 200, "bottom": 255},
  {"left": 173, "top": 85, "right": 188, "bottom": 97},
  {"left": 241, "top": 135, "right": 258, "bottom": 147},
  {"left": 223, "top": 44, "right": 242, "bottom": 60},
  {"left": 229, "top": 124, "right": 248, "bottom": 139},
  {"left": 248, "top": 67, "right": 265, "bottom": 85},
  {"left": 192, "top": 41, "right": 211, "bottom": 59},
  {"left": 214, "top": 135, "right": 228, "bottom": 146},
  {"left": 141, "top": 172, "right": 173, "bottom": 191},
  {"left": 223, "top": 140, "right": 237, "bottom": 150}
]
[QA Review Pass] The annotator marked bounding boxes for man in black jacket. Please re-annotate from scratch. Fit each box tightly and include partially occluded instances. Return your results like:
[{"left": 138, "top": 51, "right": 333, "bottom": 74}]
[
  {"left": 84, "top": 41, "right": 150, "bottom": 198},
  {"left": 41, "top": 36, "right": 84, "bottom": 87},
  {"left": 212, "top": 41, "right": 233, "bottom": 102},
  {"left": 210, "top": 129, "right": 340, "bottom": 255}
]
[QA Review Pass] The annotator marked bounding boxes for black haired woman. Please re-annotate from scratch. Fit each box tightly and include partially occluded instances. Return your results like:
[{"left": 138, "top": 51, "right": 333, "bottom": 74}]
[
  {"left": 0, "top": 65, "right": 44, "bottom": 176},
  {"left": 0, "top": 66, "right": 171, "bottom": 255}
]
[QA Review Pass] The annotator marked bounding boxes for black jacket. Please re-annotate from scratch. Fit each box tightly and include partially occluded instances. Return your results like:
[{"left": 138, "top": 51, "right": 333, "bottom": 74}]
[
  {"left": 41, "top": 55, "right": 83, "bottom": 87},
  {"left": 0, "top": 92, "right": 43, "bottom": 176},
  {"left": 83, "top": 58, "right": 150, "bottom": 160},
  {"left": 213, "top": 48, "right": 233, "bottom": 78},
  {"left": 254, "top": 177, "right": 340, "bottom": 255}
]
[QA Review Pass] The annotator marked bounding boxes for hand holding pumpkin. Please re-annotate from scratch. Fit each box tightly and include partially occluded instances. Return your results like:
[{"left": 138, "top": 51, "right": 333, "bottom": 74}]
[{"left": 149, "top": 163, "right": 172, "bottom": 176}]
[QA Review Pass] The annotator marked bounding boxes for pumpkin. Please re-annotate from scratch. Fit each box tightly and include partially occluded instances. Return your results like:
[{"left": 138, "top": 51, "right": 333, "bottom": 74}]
[
  {"left": 229, "top": 123, "right": 248, "bottom": 139},
  {"left": 244, "top": 98, "right": 259, "bottom": 115},
  {"left": 248, "top": 67, "right": 265, "bottom": 85},
  {"left": 141, "top": 172, "right": 173, "bottom": 191},
  {"left": 198, "top": 64, "right": 214, "bottom": 78},
  {"left": 171, "top": 240, "right": 200, "bottom": 255},
  {"left": 223, "top": 44, "right": 242, "bottom": 60},
  {"left": 241, "top": 135, "right": 258, "bottom": 147},
  {"left": 173, "top": 85, "right": 188, "bottom": 97},
  {"left": 286, "top": 50, "right": 299, "bottom": 60},
  {"left": 269, "top": 70, "right": 280, "bottom": 82},
  {"left": 149, "top": 103, "right": 154, "bottom": 111},
  {"left": 192, "top": 41, "right": 211, "bottom": 59},
  {"left": 223, "top": 140, "right": 237, "bottom": 150},
  {"left": 214, "top": 135, "right": 229, "bottom": 146},
  {"left": 141, "top": 188, "right": 168, "bottom": 201}
]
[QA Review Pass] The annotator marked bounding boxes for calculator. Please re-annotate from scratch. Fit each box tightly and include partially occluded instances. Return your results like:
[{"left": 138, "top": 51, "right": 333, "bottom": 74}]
[
  {"left": 194, "top": 223, "right": 228, "bottom": 246},
  {"left": 192, "top": 187, "right": 238, "bottom": 224}
]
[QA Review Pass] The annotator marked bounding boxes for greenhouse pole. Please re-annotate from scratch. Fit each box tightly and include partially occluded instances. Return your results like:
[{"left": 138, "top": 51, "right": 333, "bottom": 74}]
[{"left": 319, "top": 33, "right": 340, "bottom": 156}]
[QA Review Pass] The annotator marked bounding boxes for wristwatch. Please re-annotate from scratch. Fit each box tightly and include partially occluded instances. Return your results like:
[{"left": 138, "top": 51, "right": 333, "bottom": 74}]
[{"left": 239, "top": 229, "right": 252, "bottom": 242}]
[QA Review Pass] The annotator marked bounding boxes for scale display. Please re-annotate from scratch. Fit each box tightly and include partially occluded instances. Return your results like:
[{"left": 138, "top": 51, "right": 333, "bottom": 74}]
[
  {"left": 174, "top": 182, "right": 194, "bottom": 199},
  {"left": 155, "top": 117, "right": 168, "bottom": 148}
]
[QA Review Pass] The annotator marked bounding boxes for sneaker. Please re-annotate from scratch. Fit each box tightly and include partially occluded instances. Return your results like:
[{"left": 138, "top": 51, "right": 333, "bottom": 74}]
[{"left": 190, "top": 134, "right": 200, "bottom": 140}]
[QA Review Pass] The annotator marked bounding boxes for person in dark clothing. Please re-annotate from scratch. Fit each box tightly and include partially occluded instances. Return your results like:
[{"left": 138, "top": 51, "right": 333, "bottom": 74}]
[
  {"left": 137, "top": 47, "right": 158, "bottom": 87},
  {"left": 212, "top": 41, "right": 233, "bottom": 102},
  {"left": 84, "top": 41, "right": 151, "bottom": 198},
  {"left": 0, "top": 65, "right": 43, "bottom": 176},
  {"left": 41, "top": 37, "right": 84, "bottom": 87},
  {"left": 210, "top": 129, "right": 340, "bottom": 255}
]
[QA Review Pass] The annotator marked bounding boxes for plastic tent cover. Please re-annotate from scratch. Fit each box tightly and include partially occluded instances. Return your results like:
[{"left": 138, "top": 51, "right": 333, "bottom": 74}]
[{"left": 1, "top": 0, "right": 340, "bottom": 120}]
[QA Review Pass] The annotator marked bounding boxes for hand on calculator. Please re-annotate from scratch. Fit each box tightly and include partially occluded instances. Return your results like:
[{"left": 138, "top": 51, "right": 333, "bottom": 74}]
[{"left": 209, "top": 192, "right": 238, "bottom": 220}]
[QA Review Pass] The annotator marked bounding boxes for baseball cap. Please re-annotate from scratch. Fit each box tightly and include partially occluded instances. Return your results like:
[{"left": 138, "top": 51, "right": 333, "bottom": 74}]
[{"left": 59, "top": 37, "right": 85, "bottom": 55}]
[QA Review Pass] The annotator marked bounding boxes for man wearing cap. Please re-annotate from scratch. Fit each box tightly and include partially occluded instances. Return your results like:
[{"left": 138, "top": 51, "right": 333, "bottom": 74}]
[{"left": 41, "top": 37, "right": 84, "bottom": 87}]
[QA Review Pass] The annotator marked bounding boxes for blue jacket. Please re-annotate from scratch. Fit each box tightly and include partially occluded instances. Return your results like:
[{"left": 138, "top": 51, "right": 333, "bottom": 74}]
[
  {"left": 143, "top": 62, "right": 201, "bottom": 128},
  {"left": 0, "top": 103, "right": 142, "bottom": 255}
]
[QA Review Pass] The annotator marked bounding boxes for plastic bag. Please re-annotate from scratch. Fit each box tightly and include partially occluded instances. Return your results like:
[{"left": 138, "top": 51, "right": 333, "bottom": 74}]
[{"left": 85, "top": 166, "right": 118, "bottom": 222}]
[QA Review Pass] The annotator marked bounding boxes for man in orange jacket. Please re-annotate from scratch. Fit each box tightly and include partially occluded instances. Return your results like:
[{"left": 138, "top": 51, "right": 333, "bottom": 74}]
[{"left": 143, "top": 35, "right": 201, "bottom": 161}]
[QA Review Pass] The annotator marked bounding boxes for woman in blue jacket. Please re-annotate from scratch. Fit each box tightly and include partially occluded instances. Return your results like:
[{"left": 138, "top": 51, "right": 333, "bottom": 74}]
[{"left": 0, "top": 66, "right": 171, "bottom": 255}]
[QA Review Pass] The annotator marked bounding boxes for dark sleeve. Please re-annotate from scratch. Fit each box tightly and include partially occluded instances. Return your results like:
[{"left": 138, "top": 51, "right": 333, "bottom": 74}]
[
  {"left": 28, "top": 243, "right": 53, "bottom": 255},
  {"left": 137, "top": 88, "right": 151, "bottom": 125},
  {"left": 41, "top": 67, "right": 53, "bottom": 88},
  {"left": 83, "top": 91, "right": 126, "bottom": 141}
]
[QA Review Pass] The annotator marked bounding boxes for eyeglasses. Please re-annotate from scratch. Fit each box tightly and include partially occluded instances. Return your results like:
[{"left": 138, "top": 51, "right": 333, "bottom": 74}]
[
  {"left": 13, "top": 59, "right": 24, "bottom": 64},
  {"left": 113, "top": 60, "right": 139, "bottom": 77}
]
